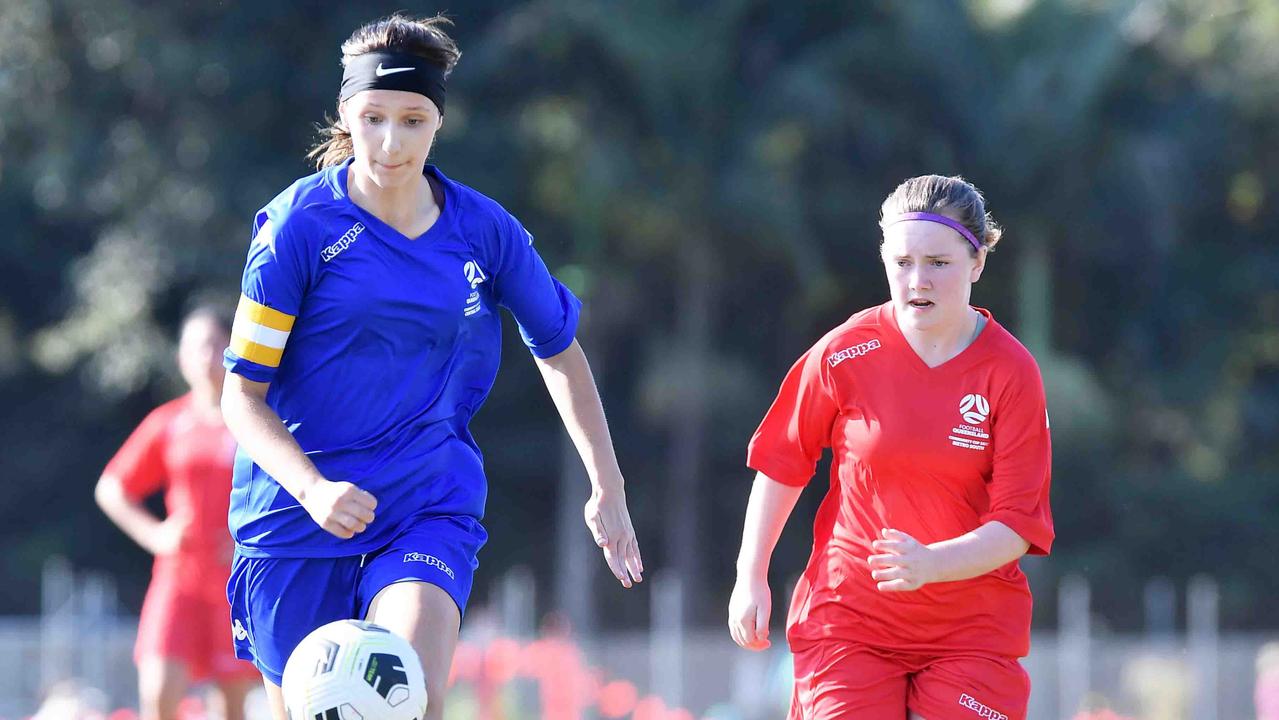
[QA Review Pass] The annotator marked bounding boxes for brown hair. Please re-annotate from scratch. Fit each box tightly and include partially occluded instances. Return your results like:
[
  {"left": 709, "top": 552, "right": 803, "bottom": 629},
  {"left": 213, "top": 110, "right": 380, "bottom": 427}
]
[
  {"left": 307, "top": 14, "right": 462, "bottom": 169},
  {"left": 879, "top": 175, "right": 1003, "bottom": 254}
]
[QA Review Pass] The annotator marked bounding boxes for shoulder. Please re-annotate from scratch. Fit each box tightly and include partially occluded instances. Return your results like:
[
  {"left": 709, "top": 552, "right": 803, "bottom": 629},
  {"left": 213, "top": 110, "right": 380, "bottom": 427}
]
[
  {"left": 982, "top": 316, "right": 1043, "bottom": 377},
  {"left": 432, "top": 167, "right": 527, "bottom": 241},
  {"left": 812, "top": 304, "right": 891, "bottom": 368},
  {"left": 256, "top": 166, "right": 348, "bottom": 246},
  {"left": 136, "top": 394, "right": 190, "bottom": 434},
  {"left": 432, "top": 167, "right": 509, "bottom": 219}
]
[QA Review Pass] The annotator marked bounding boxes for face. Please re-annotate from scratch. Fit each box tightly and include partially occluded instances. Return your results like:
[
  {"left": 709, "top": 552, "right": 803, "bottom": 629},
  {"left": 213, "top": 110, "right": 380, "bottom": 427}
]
[
  {"left": 341, "top": 89, "right": 443, "bottom": 189},
  {"left": 880, "top": 219, "right": 986, "bottom": 334},
  {"left": 177, "top": 315, "right": 229, "bottom": 393}
]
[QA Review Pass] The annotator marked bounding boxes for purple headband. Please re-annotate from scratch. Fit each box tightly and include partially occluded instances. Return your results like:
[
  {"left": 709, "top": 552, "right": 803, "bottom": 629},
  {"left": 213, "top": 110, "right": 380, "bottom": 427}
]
[{"left": 883, "top": 212, "right": 982, "bottom": 252}]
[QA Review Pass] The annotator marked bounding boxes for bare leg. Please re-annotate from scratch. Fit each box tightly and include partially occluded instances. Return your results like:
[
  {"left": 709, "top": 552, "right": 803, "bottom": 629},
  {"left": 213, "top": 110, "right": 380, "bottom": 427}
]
[
  {"left": 262, "top": 676, "right": 287, "bottom": 720},
  {"left": 207, "top": 677, "right": 258, "bottom": 720},
  {"left": 367, "top": 581, "right": 461, "bottom": 720},
  {"left": 137, "top": 658, "right": 189, "bottom": 720}
]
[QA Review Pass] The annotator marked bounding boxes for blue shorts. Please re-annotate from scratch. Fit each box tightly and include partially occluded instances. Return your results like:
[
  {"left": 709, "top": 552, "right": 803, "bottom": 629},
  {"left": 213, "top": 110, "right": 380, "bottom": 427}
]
[{"left": 227, "top": 514, "right": 487, "bottom": 685}]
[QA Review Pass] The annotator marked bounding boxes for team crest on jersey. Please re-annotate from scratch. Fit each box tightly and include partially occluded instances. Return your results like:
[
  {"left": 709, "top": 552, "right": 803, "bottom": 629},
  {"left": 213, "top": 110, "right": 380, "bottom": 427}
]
[
  {"left": 463, "top": 260, "right": 487, "bottom": 316},
  {"left": 950, "top": 393, "right": 991, "bottom": 451}
]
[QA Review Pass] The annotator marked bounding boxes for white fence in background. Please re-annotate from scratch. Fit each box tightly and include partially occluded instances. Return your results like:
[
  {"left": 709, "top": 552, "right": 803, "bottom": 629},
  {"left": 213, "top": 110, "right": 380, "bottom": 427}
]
[{"left": 3, "top": 559, "right": 1274, "bottom": 719}]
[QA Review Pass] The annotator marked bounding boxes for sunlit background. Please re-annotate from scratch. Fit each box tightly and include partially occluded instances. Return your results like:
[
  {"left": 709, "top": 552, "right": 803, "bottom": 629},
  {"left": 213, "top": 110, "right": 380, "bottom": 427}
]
[{"left": 1, "top": 0, "right": 1277, "bottom": 717}]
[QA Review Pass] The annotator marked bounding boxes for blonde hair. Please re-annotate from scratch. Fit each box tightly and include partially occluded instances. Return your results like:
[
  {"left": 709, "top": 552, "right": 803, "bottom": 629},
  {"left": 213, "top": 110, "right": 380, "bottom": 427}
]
[
  {"left": 879, "top": 175, "right": 1003, "bottom": 254},
  {"left": 307, "top": 14, "right": 461, "bottom": 169}
]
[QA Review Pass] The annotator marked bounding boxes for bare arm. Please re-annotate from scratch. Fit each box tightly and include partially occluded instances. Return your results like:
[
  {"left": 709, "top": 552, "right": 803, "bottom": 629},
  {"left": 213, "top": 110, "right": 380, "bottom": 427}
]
[
  {"left": 220, "top": 373, "right": 376, "bottom": 539},
  {"left": 735, "top": 472, "right": 805, "bottom": 579},
  {"left": 95, "top": 475, "right": 186, "bottom": 556},
  {"left": 869, "top": 521, "right": 1030, "bottom": 591},
  {"left": 729, "top": 472, "right": 805, "bottom": 650},
  {"left": 533, "top": 339, "right": 643, "bottom": 587}
]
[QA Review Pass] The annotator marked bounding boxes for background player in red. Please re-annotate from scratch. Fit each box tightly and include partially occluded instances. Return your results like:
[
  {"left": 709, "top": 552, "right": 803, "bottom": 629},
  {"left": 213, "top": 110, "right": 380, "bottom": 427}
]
[
  {"left": 95, "top": 306, "right": 258, "bottom": 720},
  {"left": 729, "top": 175, "right": 1053, "bottom": 720}
]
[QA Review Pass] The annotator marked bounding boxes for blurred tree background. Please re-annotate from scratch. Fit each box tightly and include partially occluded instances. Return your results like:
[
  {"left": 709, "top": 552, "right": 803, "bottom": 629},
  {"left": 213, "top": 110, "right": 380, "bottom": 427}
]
[{"left": 0, "top": 0, "right": 1276, "bottom": 630}]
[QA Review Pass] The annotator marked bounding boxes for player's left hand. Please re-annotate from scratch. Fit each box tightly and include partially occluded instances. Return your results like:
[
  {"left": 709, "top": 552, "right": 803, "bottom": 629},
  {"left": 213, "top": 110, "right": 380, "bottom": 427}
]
[
  {"left": 584, "top": 486, "right": 643, "bottom": 588},
  {"left": 868, "top": 527, "right": 937, "bottom": 592}
]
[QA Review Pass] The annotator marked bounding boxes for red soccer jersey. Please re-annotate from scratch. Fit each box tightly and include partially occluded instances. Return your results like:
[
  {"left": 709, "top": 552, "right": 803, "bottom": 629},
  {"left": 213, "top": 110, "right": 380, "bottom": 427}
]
[
  {"left": 748, "top": 302, "right": 1053, "bottom": 658},
  {"left": 105, "top": 393, "right": 238, "bottom": 601}
]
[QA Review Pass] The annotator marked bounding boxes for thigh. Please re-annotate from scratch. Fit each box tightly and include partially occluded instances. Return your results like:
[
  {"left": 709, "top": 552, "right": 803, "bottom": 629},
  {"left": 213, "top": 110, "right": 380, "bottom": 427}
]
[
  {"left": 355, "top": 514, "right": 487, "bottom": 621},
  {"left": 135, "top": 580, "right": 199, "bottom": 673},
  {"left": 789, "top": 640, "right": 911, "bottom": 720},
  {"left": 908, "top": 654, "right": 1028, "bottom": 720},
  {"left": 189, "top": 594, "right": 260, "bottom": 685},
  {"left": 136, "top": 656, "right": 189, "bottom": 714},
  {"left": 226, "top": 552, "right": 362, "bottom": 685},
  {"left": 367, "top": 581, "right": 461, "bottom": 720}
]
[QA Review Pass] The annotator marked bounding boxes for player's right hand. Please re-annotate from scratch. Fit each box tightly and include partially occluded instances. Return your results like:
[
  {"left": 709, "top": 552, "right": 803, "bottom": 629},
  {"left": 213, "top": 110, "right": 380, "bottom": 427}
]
[
  {"left": 728, "top": 575, "right": 772, "bottom": 651},
  {"left": 146, "top": 513, "right": 192, "bottom": 556},
  {"left": 300, "top": 480, "right": 377, "bottom": 539}
]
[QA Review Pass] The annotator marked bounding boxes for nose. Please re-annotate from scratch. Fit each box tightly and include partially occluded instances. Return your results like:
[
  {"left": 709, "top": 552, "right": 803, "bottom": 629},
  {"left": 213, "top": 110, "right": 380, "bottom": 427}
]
[
  {"left": 381, "top": 126, "right": 401, "bottom": 155},
  {"left": 908, "top": 264, "right": 931, "bottom": 291}
]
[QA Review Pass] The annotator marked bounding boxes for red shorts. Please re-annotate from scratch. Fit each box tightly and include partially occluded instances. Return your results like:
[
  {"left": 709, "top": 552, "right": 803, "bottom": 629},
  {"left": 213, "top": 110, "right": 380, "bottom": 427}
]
[
  {"left": 135, "top": 580, "right": 258, "bottom": 684},
  {"left": 788, "top": 639, "right": 1029, "bottom": 720}
]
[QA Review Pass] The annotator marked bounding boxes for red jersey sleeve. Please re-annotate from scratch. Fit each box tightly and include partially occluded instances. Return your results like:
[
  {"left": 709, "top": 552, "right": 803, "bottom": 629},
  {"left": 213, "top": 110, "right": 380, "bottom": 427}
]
[
  {"left": 103, "top": 405, "right": 172, "bottom": 502},
  {"left": 982, "top": 358, "right": 1054, "bottom": 555},
  {"left": 747, "top": 341, "right": 841, "bottom": 486}
]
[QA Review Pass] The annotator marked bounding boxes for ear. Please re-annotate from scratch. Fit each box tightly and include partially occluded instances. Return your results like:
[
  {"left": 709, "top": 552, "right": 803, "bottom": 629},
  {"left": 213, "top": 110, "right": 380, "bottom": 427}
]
[{"left": 969, "top": 246, "right": 988, "bottom": 284}]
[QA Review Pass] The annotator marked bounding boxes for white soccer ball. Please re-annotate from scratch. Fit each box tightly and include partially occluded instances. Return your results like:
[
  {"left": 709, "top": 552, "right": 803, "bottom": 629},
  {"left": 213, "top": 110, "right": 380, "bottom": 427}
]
[{"left": 281, "top": 619, "right": 428, "bottom": 720}]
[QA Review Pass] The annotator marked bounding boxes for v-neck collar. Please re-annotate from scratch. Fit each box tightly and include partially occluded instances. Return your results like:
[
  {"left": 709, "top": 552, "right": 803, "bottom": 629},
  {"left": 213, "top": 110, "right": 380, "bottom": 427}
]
[
  {"left": 333, "top": 158, "right": 453, "bottom": 244},
  {"left": 883, "top": 302, "right": 993, "bottom": 374}
]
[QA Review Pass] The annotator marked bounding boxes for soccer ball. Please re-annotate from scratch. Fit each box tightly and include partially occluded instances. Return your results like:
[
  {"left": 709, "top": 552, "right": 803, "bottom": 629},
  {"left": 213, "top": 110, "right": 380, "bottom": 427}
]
[{"left": 281, "top": 619, "right": 428, "bottom": 720}]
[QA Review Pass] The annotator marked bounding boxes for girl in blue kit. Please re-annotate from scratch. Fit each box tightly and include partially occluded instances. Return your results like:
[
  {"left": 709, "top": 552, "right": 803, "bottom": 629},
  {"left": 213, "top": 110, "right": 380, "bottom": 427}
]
[{"left": 221, "top": 14, "right": 644, "bottom": 720}]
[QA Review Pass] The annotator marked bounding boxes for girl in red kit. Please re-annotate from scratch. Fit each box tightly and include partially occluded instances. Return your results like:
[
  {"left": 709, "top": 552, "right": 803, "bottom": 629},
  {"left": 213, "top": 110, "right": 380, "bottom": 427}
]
[
  {"left": 96, "top": 306, "right": 259, "bottom": 720},
  {"left": 729, "top": 175, "right": 1053, "bottom": 720}
]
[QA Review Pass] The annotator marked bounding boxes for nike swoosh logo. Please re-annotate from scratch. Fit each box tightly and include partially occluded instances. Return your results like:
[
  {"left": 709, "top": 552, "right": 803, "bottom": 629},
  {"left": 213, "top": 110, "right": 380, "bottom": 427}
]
[{"left": 375, "top": 63, "right": 414, "bottom": 77}]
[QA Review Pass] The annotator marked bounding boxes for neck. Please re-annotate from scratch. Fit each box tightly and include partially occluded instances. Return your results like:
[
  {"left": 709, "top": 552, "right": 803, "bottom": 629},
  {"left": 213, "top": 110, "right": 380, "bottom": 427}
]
[
  {"left": 348, "top": 164, "right": 434, "bottom": 228},
  {"left": 190, "top": 384, "right": 222, "bottom": 417},
  {"left": 898, "top": 306, "right": 983, "bottom": 367}
]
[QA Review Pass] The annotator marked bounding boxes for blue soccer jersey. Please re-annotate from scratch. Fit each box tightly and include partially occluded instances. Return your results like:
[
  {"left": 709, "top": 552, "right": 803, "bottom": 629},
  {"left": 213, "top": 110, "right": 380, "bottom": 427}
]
[{"left": 224, "top": 159, "right": 580, "bottom": 557}]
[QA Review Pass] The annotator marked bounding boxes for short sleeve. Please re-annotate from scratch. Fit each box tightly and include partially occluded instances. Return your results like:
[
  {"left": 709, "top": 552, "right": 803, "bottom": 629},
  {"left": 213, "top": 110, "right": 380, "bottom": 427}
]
[
  {"left": 223, "top": 211, "right": 307, "bottom": 383},
  {"left": 104, "top": 406, "right": 171, "bottom": 502},
  {"left": 490, "top": 212, "right": 581, "bottom": 359},
  {"left": 746, "top": 342, "right": 841, "bottom": 486},
  {"left": 981, "top": 361, "right": 1054, "bottom": 555}
]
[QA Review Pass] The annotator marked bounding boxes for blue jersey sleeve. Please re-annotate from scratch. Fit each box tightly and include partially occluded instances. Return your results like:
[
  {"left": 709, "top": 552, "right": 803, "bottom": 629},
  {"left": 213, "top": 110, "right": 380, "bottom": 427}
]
[
  {"left": 491, "top": 212, "right": 581, "bottom": 358},
  {"left": 224, "top": 211, "right": 310, "bottom": 383}
]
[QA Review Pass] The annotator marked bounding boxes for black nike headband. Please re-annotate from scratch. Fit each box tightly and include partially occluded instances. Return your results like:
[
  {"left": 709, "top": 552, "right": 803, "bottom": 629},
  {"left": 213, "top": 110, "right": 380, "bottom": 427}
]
[{"left": 340, "top": 51, "right": 447, "bottom": 114}]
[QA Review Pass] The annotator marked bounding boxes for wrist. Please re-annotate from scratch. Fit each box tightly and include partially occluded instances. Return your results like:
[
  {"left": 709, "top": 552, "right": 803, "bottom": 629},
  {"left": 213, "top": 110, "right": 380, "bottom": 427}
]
[
  {"left": 589, "top": 466, "right": 625, "bottom": 494},
  {"left": 291, "top": 472, "right": 327, "bottom": 504}
]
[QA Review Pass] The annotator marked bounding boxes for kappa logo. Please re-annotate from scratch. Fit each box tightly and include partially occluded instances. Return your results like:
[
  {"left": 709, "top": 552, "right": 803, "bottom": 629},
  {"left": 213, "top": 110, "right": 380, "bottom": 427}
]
[
  {"left": 404, "top": 552, "right": 455, "bottom": 580},
  {"left": 827, "top": 338, "right": 881, "bottom": 368},
  {"left": 231, "top": 619, "right": 249, "bottom": 642},
  {"left": 958, "top": 693, "right": 1008, "bottom": 720},
  {"left": 321, "top": 222, "right": 366, "bottom": 262},
  {"left": 960, "top": 393, "right": 990, "bottom": 424}
]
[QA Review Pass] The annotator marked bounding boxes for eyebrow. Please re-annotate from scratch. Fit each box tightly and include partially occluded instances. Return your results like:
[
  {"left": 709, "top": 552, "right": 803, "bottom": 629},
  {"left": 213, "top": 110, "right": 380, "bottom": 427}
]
[
  {"left": 363, "top": 102, "right": 431, "bottom": 112},
  {"left": 893, "top": 254, "right": 954, "bottom": 259}
]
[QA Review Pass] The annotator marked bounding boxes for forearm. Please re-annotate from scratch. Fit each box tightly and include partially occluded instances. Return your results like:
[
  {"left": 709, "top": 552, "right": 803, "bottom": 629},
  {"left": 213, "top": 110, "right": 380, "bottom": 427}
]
[
  {"left": 220, "top": 377, "right": 326, "bottom": 503},
  {"left": 94, "top": 477, "right": 162, "bottom": 551},
  {"left": 926, "top": 520, "right": 1030, "bottom": 583},
  {"left": 736, "top": 472, "right": 804, "bottom": 579},
  {"left": 534, "top": 339, "right": 623, "bottom": 492}
]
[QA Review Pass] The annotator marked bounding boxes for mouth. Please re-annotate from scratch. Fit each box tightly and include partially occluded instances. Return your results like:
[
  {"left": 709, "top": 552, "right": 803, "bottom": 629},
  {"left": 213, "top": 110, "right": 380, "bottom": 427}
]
[{"left": 907, "top": 298, "right": 935, "bottom": 310}]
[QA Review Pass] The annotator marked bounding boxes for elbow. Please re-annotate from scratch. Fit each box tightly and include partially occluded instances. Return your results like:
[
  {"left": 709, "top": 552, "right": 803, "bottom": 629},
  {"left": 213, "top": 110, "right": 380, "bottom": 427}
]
[{"left": 93, "top": 475, "right": 117, "bottom": 512}]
